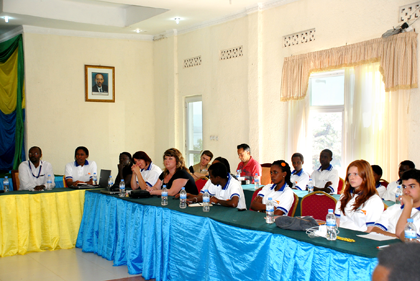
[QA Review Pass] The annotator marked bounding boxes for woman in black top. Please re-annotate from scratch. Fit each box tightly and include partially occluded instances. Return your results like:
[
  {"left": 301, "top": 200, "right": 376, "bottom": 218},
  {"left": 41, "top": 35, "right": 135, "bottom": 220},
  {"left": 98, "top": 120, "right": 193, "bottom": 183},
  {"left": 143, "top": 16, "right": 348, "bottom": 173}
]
[{"left": 148, "top": 148, "right": 198, "bottom": 196}]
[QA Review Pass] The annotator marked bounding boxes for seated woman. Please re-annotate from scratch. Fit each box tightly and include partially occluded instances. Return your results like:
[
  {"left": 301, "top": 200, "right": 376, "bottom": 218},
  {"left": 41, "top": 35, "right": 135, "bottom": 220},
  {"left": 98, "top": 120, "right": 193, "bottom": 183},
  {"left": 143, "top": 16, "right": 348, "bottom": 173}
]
[
  {"left": 250, "top": 160, "right": 294, "bottom": 216},
  {"left": 131, "top": 151, "right": 162, "bottom": 190},
  {"left": 335, "top": 159, "right": 384, "bottom": 232},
  {"left": 112, "top": 152, "right": 133, "bottom": 189},
  {"left": 65, "top": 146, "right": 97, "bottom": 187},
  {"left": 148, "top": 148, "right": 198, "bottom": 196},
  {"left": 190, "top": 150, "right": 213, "bottom": 181}
]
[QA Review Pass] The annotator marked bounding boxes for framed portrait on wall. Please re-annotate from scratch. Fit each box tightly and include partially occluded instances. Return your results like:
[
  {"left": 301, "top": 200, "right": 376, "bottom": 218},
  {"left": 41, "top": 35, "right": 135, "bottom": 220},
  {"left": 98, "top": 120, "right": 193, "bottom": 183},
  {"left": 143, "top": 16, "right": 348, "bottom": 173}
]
[{"left": 85, "top": 65, "right": 115, "bottom": 102}]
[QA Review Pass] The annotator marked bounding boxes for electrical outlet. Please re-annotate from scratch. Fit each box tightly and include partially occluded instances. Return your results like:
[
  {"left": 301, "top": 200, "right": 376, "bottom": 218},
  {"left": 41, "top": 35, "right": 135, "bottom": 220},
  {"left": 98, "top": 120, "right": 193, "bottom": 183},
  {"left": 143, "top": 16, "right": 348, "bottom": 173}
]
[{"left": 399, "top": 2, "right": 420, "bottom": 22}]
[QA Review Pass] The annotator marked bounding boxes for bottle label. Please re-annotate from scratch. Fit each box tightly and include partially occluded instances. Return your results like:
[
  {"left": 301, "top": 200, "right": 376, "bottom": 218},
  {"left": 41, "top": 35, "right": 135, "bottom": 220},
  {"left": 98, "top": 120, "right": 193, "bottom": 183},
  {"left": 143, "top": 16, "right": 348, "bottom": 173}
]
[
  {"left": 405, "top": 230, "right": 417, "bottom": 239},
  {"left": 180, "top": 194, "right": 187, "bottom": 199},
  {"left": 326, "top": 219, "right": 336, "bottom": 227},
  {"left": 161, "top": 192, "right": 168, "bottom": 197},
  {"left": 203, "top": 197, "right": 210, "bottom": 203},
  {"left": 266, "top": 206, "right": 274, "bottom": 212}
]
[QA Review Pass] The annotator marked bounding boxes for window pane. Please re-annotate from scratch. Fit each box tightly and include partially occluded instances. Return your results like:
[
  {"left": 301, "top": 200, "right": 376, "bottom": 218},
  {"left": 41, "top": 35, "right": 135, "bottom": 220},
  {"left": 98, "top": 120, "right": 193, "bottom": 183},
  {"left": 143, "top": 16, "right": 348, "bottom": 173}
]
[
  {"left": 187, "top": 101, "right": 202, "bottom": 151},
  {"left": 309, "top": 111, "right": 343, "bottom": 173},
  {"left": 310, "top": 73, "right": 344, "bottom": 106}
]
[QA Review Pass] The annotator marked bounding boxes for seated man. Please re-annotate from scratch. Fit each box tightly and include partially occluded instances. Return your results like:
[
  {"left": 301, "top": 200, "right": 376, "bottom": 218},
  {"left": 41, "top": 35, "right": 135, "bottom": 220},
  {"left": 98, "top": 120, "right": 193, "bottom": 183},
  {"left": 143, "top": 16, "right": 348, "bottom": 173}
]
[
  {"left": 371, "top": 164, "right": 387, "bottom": 198},
  {"left": 188, "top": 162, "right": 246, "bottom": 210},
  {"left": 190, "top": 150, "right": 213, "bottom": 181},
  {"left": 382, "top": 160, "right": 415, "bottom": 202},
  {"left": 18, "top": 146, "right": 55, "bottom": 191},
  {"left": 371, "top": 169, "right": 420, "bottom": 239},
  {"left": 236, "top": 143, "right": 262, "bottom": 183},
  {"left": 290, "top": 153, "right": 309, "bottom": 190},
  {"left": 372, "top": 243, "right": 420, "bottom": 281},
  {"left": 311, "top": 149, "right": 339, "bottom": 194}
]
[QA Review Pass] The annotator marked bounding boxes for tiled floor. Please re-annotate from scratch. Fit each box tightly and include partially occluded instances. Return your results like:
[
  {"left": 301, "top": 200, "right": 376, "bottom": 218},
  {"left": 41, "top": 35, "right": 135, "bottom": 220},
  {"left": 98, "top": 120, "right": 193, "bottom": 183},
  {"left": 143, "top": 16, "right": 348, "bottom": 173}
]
[{"left": 0, "top": 248, "right": 150, "bottom": 281}]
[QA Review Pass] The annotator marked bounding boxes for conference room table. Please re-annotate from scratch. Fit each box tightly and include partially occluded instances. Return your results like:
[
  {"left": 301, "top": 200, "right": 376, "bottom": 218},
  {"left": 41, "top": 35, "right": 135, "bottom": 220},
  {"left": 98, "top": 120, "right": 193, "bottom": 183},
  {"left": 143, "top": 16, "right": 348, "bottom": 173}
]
[
  {"left": 76, "top": 190, "right": 401, "bottom": 281},
  {"left": 0, "top": 188, "right": 85, "bottom": 257}
]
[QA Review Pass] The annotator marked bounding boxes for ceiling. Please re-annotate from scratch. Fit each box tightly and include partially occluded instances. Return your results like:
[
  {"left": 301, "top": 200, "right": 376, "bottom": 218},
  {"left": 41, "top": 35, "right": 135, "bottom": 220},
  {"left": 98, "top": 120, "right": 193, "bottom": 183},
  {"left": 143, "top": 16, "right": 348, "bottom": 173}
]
[{"left": 0, "top": 0, "right": 289, "bottom": 37}]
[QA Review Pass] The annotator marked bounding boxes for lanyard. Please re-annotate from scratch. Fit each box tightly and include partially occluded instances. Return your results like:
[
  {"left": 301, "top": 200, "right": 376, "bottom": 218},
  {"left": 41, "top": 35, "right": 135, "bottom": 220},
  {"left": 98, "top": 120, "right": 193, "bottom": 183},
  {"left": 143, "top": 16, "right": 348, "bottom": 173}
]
[{"left": 28, "top": 160, "right": 43, "bottom": 178}]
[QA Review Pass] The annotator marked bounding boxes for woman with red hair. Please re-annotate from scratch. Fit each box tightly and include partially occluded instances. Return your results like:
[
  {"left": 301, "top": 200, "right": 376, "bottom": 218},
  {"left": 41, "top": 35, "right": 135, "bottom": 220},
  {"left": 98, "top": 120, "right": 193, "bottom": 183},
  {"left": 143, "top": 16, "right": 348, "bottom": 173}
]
[{"left": 335, "top": 160, "right": 384, "bottom": 232}]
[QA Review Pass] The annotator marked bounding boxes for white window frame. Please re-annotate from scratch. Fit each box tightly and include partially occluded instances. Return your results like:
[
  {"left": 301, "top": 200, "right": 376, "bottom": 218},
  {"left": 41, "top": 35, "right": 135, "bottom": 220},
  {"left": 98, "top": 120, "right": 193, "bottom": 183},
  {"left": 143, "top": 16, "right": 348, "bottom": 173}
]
[{"left": 185, "top": 96, "right": 203, "bottom": 167}]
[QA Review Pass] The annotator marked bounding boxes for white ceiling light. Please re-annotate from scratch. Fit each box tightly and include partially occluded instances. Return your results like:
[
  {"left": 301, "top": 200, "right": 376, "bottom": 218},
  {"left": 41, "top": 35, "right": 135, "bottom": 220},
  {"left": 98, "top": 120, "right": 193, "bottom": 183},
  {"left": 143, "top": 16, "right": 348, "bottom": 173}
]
[
  {"left": 174, "top": 17, "right": 180, "bottom": 24},
  {"left": 5, "top": 16, "right": 9, "bottom": 23}
]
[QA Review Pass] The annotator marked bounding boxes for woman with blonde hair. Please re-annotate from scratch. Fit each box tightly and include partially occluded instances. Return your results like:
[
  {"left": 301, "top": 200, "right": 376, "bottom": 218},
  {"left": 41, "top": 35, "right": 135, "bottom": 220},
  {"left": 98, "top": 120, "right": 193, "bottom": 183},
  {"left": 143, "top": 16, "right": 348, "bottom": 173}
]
[
  {"left": 335, "top": 160, "right": 384, "bottom": 232},
  {"left": 148, "top": 148, "right": 198, "bottom": 196}
]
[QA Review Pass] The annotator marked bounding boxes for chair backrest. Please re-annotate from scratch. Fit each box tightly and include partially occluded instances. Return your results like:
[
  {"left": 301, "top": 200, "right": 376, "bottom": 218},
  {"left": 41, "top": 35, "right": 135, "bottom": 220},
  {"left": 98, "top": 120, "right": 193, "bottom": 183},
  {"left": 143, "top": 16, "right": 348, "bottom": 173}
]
[
  {"left": 249, "top": 187, "right": 263, "bottom": 211},
  {"left": 11, "top": 170, "right": 19, "bottom": 191},
  {"left": 287, "top": 193, "right": 299, "bottom": 217},
  {"left": 300, "top": 191, "right": 337, "bottom": 220},
  {"left": 63, "top": 175, "right": 68, "bottom": 187},
  {"left": 261, "top": 167, "right": 271, "bottom": 185},
  {"left": 195, "top": 178, "right": 207, "bottom": 193},
  {"left": 337, "top": 177, "right": 345, "bottom": 194},
  {"left": 380, "top": 179, "right": 389, "bottom": 188}
]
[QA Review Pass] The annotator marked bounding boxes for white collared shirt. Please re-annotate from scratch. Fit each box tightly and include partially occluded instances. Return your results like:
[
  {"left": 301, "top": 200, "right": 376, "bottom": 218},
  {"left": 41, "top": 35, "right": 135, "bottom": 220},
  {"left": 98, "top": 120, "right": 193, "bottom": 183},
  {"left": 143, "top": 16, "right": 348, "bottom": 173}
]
[
  {"left": 257, "top": 183, "right": 294, "bottom": 215},
  {"left": 311, "top": 164, "right": 339, "bottom": 194},
  {"left": 381, "top": 180, "right": 400, "bottom": 202},
  {"left": 65, "top": 160, "right": 97, "bottom": 182},
  {"left": 375, "top": 204, "right": 420, "bottom": 237},
  {"left": 335, "top": 193, "right": 383, "bottom": 232},
  {"left": 291, "top": 169, "right": 310, "bottom": 190},
  {"left": 18, "top": 160, "right": 55, "bottom": 190},
  {"left": 200, "top": 174, "right": 246, "bottom": 210},
  {"left": 136, "top": 162, "right": 162, "bottom": 187}
]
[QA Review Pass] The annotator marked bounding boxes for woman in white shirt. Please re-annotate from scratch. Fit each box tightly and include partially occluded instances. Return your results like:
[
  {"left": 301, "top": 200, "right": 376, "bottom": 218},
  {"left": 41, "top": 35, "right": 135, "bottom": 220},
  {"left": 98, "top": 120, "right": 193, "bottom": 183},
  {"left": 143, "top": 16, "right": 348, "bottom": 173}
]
[
  {"left": 65, "top": 146, "right": 97, "bottom": 187},
  {"left": 335, "top": 160, "right": 384, "bottom": 232},
  {"left": 131, "top": 151, "right": 162, "bottom": 190}
]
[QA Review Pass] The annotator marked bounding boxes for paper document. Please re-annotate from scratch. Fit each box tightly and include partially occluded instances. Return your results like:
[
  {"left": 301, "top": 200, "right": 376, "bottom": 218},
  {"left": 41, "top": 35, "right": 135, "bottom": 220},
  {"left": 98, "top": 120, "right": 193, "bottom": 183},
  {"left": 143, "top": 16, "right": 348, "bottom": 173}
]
[{"left": 357, "top": 233, "right": 398, "bottom": 241}]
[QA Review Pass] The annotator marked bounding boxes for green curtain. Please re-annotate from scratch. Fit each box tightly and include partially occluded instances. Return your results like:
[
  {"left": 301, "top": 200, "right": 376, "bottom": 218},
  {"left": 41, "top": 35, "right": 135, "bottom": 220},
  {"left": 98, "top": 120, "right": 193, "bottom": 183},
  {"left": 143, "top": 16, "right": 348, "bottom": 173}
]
[{"left": 0, "top": 34, "right": 25, "bottom": 170}]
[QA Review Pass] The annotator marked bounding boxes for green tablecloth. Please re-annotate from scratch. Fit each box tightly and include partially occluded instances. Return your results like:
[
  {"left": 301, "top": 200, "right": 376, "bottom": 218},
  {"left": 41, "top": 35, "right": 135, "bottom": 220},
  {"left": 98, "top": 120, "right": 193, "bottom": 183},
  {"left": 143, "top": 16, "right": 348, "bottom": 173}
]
[{"left": 89, "top": 189, "right": 401, "bottom": 259}]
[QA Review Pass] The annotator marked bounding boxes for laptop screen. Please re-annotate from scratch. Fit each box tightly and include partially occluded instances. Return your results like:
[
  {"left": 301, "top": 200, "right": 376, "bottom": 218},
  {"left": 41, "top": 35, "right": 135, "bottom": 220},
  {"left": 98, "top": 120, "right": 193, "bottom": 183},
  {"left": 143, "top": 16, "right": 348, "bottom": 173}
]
[{"left": 99, "top": 169, "right": 111, "bottom": 188}]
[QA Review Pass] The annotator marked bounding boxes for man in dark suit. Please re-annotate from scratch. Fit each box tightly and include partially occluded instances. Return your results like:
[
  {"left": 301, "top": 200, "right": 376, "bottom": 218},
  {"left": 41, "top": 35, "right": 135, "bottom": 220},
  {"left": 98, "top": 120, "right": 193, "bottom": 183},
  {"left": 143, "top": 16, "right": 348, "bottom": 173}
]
[{"left": 92, "top": 73, "right": 108, "bottom": 92}]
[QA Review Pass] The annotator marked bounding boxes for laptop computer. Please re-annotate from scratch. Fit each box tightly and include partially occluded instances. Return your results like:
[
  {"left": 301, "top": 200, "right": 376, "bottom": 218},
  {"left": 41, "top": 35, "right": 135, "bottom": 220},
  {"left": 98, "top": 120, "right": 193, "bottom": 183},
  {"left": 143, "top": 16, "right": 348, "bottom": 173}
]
[{"left": 68, "top": 169, "right": 111, "bottom": 189}]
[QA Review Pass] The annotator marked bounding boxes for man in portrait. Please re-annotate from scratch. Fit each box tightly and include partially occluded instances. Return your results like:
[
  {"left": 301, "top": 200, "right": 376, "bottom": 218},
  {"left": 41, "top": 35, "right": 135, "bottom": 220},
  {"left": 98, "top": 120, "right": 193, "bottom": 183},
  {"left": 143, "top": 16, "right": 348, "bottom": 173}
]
[{"left": 92, "top": 73, "right": 108, "bottom": 92}]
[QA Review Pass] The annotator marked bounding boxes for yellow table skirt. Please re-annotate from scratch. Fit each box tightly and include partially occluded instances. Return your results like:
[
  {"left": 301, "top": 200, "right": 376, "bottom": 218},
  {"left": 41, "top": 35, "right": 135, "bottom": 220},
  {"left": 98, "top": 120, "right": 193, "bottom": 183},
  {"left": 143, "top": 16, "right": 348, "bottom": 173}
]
[{"left": 0, "top": 190, "right": 85, "bottom": 257}]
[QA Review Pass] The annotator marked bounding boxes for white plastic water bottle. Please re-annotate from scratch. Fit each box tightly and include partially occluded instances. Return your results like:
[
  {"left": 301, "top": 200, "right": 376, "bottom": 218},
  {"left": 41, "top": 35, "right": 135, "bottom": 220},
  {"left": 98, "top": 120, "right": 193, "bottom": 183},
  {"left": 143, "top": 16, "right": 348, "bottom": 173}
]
[
  {"left": 179, "top": 187, "right": 187, "bottom": 209},
  {"left": 3, "top": 176, "right": 9, "bottom": 192},
  {"left": 395, "top": 185, "right": 403, "bottom": 203},
  {"left": 266, "top": 197, "right": 275, "bottom": 224},
  {"left": 326, "top": 209, "right": 337, "bottom": 241},
  {"left": 236, "top": 169, "right": 241, "bottom": 178},
  {"left": 161, "top": 185, "right": 168, "bottom": 206},
  {"left": 93, "top": 173, "right": 98, "bottom": 185},
  {"left": 307, "top": 179, "right": 314, "bottom": 193},
  {"left": 46, "top": 174, "right": 53, "bottom": 190},
  {"left": 107, "top": 176, "right": 113, "bottom": 190},
  {"left": 203, "top": 189, "right": 210, "bottom": 212},
  {"left": 254, "top": 173, "right": 260, "bottom": 189},
  {"left": 119, "top": 179, "right": 126, "bottom": 197},
  {"left": 404, "top": 218, "right": 418, "bottom": 242}
]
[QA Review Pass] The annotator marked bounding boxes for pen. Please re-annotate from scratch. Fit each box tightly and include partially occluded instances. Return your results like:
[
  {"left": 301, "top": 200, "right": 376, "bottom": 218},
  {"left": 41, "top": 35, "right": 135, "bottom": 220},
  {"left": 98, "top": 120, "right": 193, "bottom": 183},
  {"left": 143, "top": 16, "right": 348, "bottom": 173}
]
[{"left": 377, "top": 245, "right": 390, "bottom": 249}]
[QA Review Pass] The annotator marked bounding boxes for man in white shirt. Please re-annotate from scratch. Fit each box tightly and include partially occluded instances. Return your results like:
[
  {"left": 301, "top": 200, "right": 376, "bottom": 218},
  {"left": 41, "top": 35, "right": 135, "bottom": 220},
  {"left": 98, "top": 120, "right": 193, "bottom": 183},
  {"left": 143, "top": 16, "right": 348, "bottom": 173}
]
[
  {"left": 290, "top": 153, "right": 309, "bottom": 190},
  {"left": 382, "top": 160, "right": 415, "bottom": 202},
  {"left": 18, "top": 146, "right": 55, "bottom": 191},
  {"left": 189, "top": 162, "right": 246, "bottom": 210},
  {"left": 312, "top": 149, "right": 339, "bottom": 194}
]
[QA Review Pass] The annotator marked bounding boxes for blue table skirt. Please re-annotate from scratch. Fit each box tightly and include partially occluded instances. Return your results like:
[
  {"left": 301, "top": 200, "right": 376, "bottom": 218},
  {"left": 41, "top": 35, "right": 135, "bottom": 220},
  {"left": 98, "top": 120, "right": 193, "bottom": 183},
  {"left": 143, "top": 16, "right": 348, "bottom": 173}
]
[{"left": 76, "top": 192, "right": 377, "bottom": 281}]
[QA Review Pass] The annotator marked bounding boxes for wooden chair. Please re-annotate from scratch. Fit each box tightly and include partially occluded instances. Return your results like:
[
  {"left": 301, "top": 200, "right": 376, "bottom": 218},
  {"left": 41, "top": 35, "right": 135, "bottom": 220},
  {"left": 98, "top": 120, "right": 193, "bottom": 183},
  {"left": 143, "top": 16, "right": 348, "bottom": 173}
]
[
  {"left": 287, "top": 193, "right": 299, "bottom": 217},
  {"left": 11, "top": 170, "right": 19, "bottom": 191},
  {"left": 300, "top": 191, "right": 337, "bottom": 220},
  {"left": 337, "top": 177, "right": 345, "bottom": 194},
  {"left": 195, "top": 178, "right": 207, "bottom": 193},
  {"left": 380, "top": 179, "right": 389, "bottom": 188},
  {"left": 260, "top": 167, "right": 271, "bottom": 185},
  {"left": 63, "top": 175, "right": 68, "bottom": 187}
]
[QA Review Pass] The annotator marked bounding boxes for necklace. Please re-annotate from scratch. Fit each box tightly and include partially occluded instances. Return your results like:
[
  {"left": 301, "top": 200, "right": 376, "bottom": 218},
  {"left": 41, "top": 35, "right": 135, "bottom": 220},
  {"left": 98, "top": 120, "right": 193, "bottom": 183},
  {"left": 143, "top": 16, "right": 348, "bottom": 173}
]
[{"left": 28, "top": 160, "right": 43, "bottom": 178}]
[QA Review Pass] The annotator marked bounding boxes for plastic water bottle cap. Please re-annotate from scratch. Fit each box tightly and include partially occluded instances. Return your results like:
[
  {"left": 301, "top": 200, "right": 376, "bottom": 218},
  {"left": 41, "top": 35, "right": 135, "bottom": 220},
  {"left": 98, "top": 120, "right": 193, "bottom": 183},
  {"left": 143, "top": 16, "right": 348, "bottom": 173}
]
[
  {"left": 268, "top": 197, "right": 272, "bottom": 200},
  {"left": 408, "top": 218, "right": 414, "bottom": 223},
  {"left": 5, "top": 176, "right": 7, "bottom": 179},
  {"left": 328, "top": 209, "right": 333, "bottom": 212},
  {"left": 255, "top": 173, "right": 258, "bottom": 176},
  {"left": 121, "top": 179, "right": 124, "bottom": 182},
  {"left": 182, "top": 187, "right": 185, "bottom": 190}
]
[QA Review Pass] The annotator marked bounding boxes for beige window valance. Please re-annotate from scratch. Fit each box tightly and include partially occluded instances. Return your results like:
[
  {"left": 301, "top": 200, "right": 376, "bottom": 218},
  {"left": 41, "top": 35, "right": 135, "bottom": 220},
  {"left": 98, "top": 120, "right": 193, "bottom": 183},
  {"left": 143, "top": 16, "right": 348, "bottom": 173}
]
[{"left": 281, "top": 32, "right": 418, "bottom": 101}]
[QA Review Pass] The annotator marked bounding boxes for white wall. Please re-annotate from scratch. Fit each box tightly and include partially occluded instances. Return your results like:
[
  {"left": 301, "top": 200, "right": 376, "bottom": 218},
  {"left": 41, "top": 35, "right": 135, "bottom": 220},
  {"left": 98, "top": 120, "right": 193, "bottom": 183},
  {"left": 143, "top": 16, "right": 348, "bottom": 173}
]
[
  {"left": 23, "top": 33, "right": 155, "bottom": 176},
  {"left": 153, "top": 0, "right": 420, "bottom": 180}
]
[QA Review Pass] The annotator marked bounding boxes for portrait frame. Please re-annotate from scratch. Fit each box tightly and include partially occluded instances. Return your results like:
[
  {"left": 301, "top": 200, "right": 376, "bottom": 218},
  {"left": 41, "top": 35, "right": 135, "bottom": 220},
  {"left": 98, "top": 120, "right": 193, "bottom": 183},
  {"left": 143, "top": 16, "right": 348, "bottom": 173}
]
[{"left": 85, "top": 65, "right": 115, "bottom": 102}]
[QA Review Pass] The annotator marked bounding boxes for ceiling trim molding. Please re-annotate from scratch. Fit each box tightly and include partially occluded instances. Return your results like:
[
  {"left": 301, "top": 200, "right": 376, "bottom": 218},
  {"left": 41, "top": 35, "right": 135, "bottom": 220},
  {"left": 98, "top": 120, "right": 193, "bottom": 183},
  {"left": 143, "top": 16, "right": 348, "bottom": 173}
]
[
  {"left": 22, "top": 25, "right": 154, "bottom": 41},
  {"left": 154, "top": 0, "right": 298, "bottom": 39},
  {"left": 0, "top": 26, "right": 24, "bottom": 43}
]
